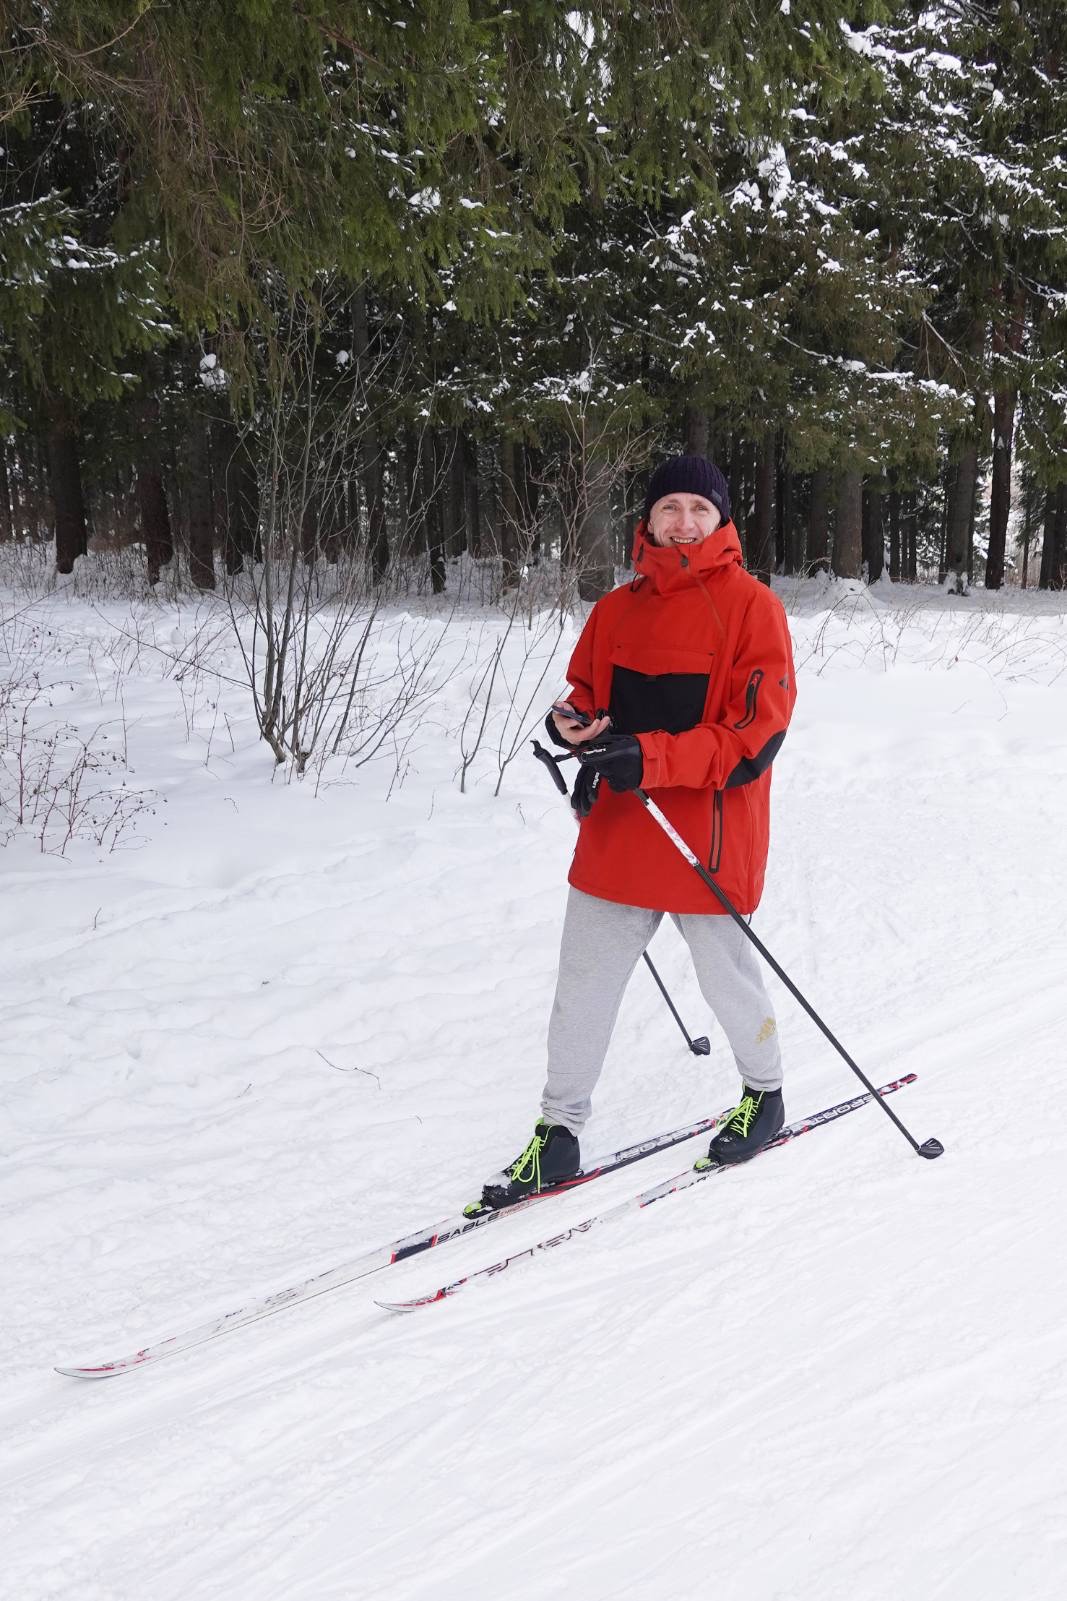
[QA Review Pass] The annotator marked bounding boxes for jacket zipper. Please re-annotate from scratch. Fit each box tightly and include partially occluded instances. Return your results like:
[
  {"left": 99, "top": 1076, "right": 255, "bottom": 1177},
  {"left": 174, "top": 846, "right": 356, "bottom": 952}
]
[
  {"left": 708, "top": 789, "right": 724, "bottom": 874},
  {"left": 733, "top": 668, "right": 764, "bottom": 730}
]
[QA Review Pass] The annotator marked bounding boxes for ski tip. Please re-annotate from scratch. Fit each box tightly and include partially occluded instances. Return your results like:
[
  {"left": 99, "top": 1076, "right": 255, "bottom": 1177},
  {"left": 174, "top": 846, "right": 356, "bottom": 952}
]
[
  {"left": 55, "top": 1365, "right": 118, "bottom": 1380},
  {"left": 376, "top": 1285, "right": 453, "bottom": 1313}
]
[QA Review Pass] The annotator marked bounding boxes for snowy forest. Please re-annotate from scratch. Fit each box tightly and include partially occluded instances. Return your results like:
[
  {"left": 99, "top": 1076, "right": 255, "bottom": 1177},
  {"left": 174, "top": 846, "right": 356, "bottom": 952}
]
[
  {"left": 4, "top": 10, "right": 1067, "bottom": 1600},
  {"left": 3, "top": 1, "right": 1067, "bottom": 597}
]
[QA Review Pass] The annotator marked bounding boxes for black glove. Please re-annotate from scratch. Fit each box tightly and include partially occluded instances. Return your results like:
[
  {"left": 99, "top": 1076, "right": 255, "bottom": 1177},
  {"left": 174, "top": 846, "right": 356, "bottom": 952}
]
[
  {"left": 570, "top": 763, "right": 600, "bottom": 818},
  {"left": 545, "top": 710, "right": 580, "bottom": 749},
  {"left": 577, "top": 733, "right": 643, "bottom": 793},
  {"left": 544, "top": 703, "right": 602, "bottom": 749}
]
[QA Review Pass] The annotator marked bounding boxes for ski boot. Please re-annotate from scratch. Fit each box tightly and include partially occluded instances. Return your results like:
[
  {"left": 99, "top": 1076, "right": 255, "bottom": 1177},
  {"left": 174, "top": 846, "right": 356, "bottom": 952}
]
[
  {"left": 695, "top": 1087, "right": 784, "bottom": 1169},
  {"left": 467, "top": 1121, "right": 581, "bottom": 1215}
]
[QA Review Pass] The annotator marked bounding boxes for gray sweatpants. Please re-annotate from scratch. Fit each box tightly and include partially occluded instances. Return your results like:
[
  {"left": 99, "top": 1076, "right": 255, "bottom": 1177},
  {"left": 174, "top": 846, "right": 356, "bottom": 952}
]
[{"left": 542, "top": 887, "right": 782, "bottom": 1135}]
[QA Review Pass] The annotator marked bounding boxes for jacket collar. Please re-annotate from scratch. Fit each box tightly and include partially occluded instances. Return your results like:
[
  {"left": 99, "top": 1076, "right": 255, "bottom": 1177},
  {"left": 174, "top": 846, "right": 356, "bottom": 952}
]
[{"left": 631, "top": 519, "right": 743, "bottom": 595}]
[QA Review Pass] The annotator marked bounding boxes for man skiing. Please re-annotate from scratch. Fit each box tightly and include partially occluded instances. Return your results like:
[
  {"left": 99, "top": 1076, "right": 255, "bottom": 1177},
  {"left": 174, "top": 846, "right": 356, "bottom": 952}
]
[{"left": 480, "top": 454, "right": 797, "bottom": 1209}]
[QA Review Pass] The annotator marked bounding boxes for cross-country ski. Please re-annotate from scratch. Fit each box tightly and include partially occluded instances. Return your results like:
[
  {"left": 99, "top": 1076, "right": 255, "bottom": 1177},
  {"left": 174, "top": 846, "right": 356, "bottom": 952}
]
[
  {"left": 55, "top": 1107, "right": 731, "bottom": 1378},
  {"left": 378, "top": 1077, "right": 917, "bottom": 1313},
  {"left": 6, "top": 13, "right": 1067, "bottom": 1594}
]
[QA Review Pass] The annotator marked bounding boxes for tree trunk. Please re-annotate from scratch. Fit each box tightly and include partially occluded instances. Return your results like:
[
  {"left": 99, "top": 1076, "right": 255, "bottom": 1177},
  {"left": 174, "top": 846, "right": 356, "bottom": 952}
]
[
  {"left": 395, "top": 434, "right": 411, "bottom": 563},
  {"left": 967, "top": 471, "right": 978, "bottom": 588},
  {"left": 317, "top": 480, "right": 344, "bottom": 566},
  {"left": 444, "top": 428, "right": 467, "bottom": 559},
  {"left": 137, "top": 461, "right": 173, "bottom": 584},
  {"left": 498, "top": 438, "right": 520, "bottom": 588},
  {"left": 738, "top": 437, "right": 755, "bottom": 555},
  {"left": 777, "top": 444, "right": 797, "bottom": 574},
  {"left": 224, "top": 435, "right": 259, "bottom": 571},
  {"left": 352, "top": 290, "right": 388, "bottom": 583},
  {"left": 46, "top": 405, "right": 89, "bottom": 574},
  {"left": 133, "top": 388, "right": 174, "bottom": 582},
  {"left": 1046, "top": 483, "right": 1067, "bottom": 590},
  {"left": 944, "top": 441, "right": 979, "bottom": 593},
  {"left": 361, "top": 432, "right": 386, "bottom": 581},
  {"left": 424, "top": 431, "right": 446, "bottom": 593},
  {"left": 300, "top": 492, "right": 320, "bottom": 564},
  {"left": 806, "top": 467, "right": 831, "bottom": 573},
  {"left": 987, "top": 386, "right": 1016, "bottom": 591},
  {"left": 521, "top": 444, "right": 542, "bottom": 563},
  {"left": 186, "top": 413, "right": 216, "bottom": 590},
  {"left": 560, "top": 448, "right": 581, "bottom": 571},
  {"left": 863, "top": 484, "right": 884, "bottom": 582},
  {"left": 945, "top": 318, "right": 988, "bottom": 592},
  {"left": 683, "top": 405, "right": 709, "bottom": 457},
  {"left": 0, "top": 439, "right": 13, "bottom": 542},
  {"left": 1038, "top": 485, "right": 1057, "bottom": 588},
  {"left": 728, "top": 433, "right": 742, "bottom": 535},
  {"left": 7, "top": 440, "right": 24, "bottom": 540},
  {"left": 749, "top": 427, "right": 775, "bottom": 586},
  {"left": 833, "top": 467, "right": 863, "bottom": 579},
  {"left": 987, "top": 283, "right": 1025, "bottom": 590},
  {"left": 464, "top": 434, "right": 482, "bottom": 557},
  {"left": 613, "top": 496, "right": 629, "bottom": 569},
  {"left": 624, "top": 467, "right": 642, "bottom": 544},
  {"left": 1020, "top": 483, "right": 1037, "bottom": 588},
  {"left": 577, "top": 447, "right": 613, "bottom": 601},
  {"left": 17, "top": 431, "right": 43, "bottom": 541},
  {"left": 887, "top": 487, "right": 901, "bottom": 581},
  {"left": 904, "top": 492, "right": 918, "bottom": 581}
]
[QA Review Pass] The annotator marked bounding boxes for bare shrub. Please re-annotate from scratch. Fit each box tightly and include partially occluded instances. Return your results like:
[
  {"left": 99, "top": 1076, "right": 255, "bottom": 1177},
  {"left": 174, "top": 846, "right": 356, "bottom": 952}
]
[
  {"left": 0, "top": 665, "right": 157, "bottom": 853},
  {"left": 225, "top": 298, "right": 462, "bottom": 780}
]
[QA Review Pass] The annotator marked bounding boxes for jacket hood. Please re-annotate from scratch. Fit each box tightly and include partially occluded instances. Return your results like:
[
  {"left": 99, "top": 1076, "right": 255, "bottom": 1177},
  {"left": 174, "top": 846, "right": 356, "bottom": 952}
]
[{"left": 631, "top": 519, "right": 744, "bottom": 594}]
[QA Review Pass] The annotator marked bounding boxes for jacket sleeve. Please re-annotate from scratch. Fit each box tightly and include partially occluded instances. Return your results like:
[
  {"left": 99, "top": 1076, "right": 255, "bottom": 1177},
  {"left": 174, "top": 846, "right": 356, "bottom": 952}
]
[
  {"left": 636, "top": 590, "right": 796, "bottom": 791},
  {"left": 560, "top": 606, "right": 599, "bottom": 719}
]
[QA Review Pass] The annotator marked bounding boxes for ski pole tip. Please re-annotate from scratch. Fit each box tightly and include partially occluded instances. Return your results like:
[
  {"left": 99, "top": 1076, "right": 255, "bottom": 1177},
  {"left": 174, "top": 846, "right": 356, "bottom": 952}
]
[
  {"left": 691, "top": 1036, "right": 712, "bottom": 1056},
  {"left": 918, "top": 1137, "right": 945, "bottom": 1160}
]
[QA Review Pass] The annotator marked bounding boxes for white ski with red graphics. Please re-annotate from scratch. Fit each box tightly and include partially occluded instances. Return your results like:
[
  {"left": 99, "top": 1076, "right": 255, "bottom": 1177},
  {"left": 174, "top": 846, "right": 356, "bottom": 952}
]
[
  {"left": 55, "top": 1107, "right": 733, "bottom": 1379},
  {"left": 376, "top": 1074, "right": 918, "bottom": 1313}
]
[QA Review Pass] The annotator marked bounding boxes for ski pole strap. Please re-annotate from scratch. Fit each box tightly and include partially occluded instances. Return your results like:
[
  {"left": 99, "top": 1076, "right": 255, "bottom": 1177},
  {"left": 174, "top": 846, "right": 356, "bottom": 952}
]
[{"left": 531, "top": 738, "right": 575, "bottom": 796}]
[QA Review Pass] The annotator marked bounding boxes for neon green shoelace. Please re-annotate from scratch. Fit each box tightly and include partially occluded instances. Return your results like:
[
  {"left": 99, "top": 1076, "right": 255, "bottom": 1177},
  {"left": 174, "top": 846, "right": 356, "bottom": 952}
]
[
  {"left": 509, "top": 1128, "right": 546, "bottom": 1188},
  {"left": 725, "top": 1094, "right": 761, "bottom": 1138}
]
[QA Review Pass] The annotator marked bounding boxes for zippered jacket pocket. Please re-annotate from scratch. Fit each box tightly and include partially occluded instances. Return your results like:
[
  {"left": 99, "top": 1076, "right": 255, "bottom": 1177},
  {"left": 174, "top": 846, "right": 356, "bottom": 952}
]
[
  {"left": 708, "top": 789, "right": 724, "bottom": 873},
  {"left": 732, "top": 668, "right": 764, "bottom": 730}
]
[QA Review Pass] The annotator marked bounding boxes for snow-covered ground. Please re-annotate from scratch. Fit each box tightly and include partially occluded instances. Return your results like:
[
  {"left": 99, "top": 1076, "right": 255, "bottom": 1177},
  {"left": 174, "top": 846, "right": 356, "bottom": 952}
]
[{"left": 2, "top": 566, "right": 1066, "bottom": 1600}]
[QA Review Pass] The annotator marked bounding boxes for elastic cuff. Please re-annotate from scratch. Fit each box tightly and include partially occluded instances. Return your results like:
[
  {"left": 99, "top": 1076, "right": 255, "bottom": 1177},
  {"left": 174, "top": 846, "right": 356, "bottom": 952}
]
[{"left": 635, "top": 732, "right": 662, "bottom": 786}]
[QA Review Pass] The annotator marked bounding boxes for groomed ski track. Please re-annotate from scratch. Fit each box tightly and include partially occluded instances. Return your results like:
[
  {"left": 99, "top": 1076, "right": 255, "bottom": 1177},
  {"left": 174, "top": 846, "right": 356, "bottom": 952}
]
[{"left": 2, "top": 580, "right": 1066, "bottom": 1600}]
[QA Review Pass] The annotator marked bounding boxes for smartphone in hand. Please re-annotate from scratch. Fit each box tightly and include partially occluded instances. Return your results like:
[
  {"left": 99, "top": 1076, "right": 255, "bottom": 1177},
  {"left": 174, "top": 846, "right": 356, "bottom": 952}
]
[{"left": 551, "top": 703, "right": 592, "bottom": 727}]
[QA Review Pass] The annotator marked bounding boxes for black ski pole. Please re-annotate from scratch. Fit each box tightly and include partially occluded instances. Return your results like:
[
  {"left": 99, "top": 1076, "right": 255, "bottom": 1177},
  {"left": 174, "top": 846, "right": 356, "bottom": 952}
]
[
  {"left": 641, "top": 951, "right": 711, "bottom": 1056},
  {"left": 533, "top": 740, "right": 943, "bottom": 1161},
  {"left": 632, "top": 785, "right": 943, "bottom": 1159},
  {"left": 532, "top": 740, "right": 710, "bottom": 1058}
]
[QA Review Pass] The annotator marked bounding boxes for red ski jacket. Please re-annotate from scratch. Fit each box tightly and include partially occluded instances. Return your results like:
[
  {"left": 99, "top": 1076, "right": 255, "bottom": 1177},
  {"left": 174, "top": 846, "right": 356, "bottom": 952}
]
[{"left": 561, "top": 520, "right": 796, "bottom": 914}]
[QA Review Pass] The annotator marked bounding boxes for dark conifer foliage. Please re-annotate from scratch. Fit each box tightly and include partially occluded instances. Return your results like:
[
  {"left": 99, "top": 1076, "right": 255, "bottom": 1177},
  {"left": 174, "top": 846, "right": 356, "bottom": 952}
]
[{"left": 1, "top": 3, "right": 1065, "bottom": 590}]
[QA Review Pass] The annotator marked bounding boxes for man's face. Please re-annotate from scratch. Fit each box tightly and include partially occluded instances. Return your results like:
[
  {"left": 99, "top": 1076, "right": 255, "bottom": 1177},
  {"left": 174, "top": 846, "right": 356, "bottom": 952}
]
[{"left": 648, "top": 492, "right": 723, "bottom": 548}]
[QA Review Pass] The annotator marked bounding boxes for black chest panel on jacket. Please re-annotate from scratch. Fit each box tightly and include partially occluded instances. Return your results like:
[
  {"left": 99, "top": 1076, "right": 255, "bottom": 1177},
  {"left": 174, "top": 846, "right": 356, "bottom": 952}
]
[{"left": 608, "top": 665, "right": 709, "bottom": 736}]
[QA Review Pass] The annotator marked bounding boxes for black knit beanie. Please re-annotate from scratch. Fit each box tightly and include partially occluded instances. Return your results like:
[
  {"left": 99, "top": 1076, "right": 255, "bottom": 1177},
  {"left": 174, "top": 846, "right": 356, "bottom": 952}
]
[{"left": 643, "top": 455, "right": 731, "bottom": 526}]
